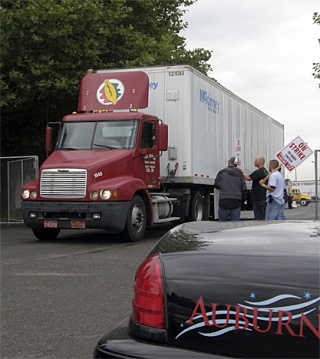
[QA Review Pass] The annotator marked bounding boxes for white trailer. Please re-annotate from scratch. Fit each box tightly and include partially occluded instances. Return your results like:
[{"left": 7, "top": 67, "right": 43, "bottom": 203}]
[
  {"left": 97, "top": 65, "right": 284, "bottom": 219},
  {"left": 100, "top": 65, "right": 284, "bottom": 183},
  {"left": 291, "top": 180, "right": 320, "bottom": 198}
]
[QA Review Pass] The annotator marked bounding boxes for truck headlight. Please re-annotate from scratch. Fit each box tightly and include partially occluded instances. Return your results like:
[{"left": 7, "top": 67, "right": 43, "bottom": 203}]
[
  {"left": 90, "top": 191, "right": 99, "bottom": 200},
  {"left": 100, "top": 189, "right": 112, "bottom": 200},
  {"left": 22, "top": 189, "right": 30, "bottom": 199},
  {"left": 30, "top": 191, "right": 37, "bottom": 199}
]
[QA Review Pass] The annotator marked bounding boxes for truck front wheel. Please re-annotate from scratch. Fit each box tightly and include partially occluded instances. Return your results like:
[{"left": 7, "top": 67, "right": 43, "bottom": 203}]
[
  {"left": 32, "top": 228, "right": 60, "bottom": 241},
  {"left": 123, "top": 195, "right": 147, "bottom": 241},
  {"left": 189, "top": 191, "right": 204, "bottom": 221},
  {"left": 300, "top": 199, "right": 309, "bottom": 206}
]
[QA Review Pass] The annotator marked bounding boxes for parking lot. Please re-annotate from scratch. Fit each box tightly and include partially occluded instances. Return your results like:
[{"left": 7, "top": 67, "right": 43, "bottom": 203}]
[{"left": 1, "top": 203, "right": 317, "bottom": 359}]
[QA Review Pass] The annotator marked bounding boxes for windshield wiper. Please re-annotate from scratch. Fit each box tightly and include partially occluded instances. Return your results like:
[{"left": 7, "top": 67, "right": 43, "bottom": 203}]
[
  {"left": 94, "top": 143, "right": 117, "bottom": 150},
  {"left": 59, "top": 147, "right": 78, "bottom": 150}
]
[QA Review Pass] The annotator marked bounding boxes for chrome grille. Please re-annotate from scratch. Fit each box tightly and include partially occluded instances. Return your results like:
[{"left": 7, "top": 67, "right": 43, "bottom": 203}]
[{"left": 40, "top": 169, "right": 87, "bottom": 198}]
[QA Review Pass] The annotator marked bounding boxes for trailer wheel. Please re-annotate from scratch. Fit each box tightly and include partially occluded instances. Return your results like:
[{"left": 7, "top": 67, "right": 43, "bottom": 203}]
[
  {"left": 123, "top": 195, "right": 146, "bottom": 241},
  {"left": 300, "top": 199, "right": 309, "bottom": 206},
  {"left": 32, "top": 228, "right": 60, "bottom": 241},
  {"left": 189, "top": 192, "right": 204, "bottom": 221}
]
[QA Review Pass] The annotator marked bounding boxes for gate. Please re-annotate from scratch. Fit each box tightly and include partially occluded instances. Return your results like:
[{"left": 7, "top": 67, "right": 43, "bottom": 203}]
[{"left": 0, "top": 156, "right": 39, "bottom": 223}]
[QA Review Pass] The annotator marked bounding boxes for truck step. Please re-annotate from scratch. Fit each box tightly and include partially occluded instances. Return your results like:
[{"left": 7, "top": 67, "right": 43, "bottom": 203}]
[{"left": 153, "top": 217, "right": 180, "bottom": 224}]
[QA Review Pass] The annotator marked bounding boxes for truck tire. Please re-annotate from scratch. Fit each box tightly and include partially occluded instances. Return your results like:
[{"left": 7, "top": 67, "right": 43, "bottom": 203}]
[
  {"left": 32, "top": 228, "right": 60, "bottom": 241},
  {"left": 189, "top": 191, "right": 204, "bottom": 221},
  {"left": 123, "top": 195, "right": 147, "bottom": 241},
  {"left": 300, "top": 199, "right": 309, "bottom": 206}
]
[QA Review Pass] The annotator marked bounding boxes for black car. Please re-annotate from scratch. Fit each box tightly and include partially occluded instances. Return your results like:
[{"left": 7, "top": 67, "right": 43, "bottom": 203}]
[{"left": 94, "top": 221, "right": 320, "bottom": 358}]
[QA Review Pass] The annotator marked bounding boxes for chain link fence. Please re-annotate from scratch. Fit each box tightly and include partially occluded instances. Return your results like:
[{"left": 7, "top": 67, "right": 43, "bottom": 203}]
[
  {"left": 0, "top": 156, "right": 39, "bottom": 223},
  {"left": 315, "top": 150, "right": 320, "bottom": 221}
]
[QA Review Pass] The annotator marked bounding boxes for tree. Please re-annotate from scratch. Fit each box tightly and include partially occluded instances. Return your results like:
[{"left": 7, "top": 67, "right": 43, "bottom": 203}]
[
  {"left": 312, "top": 12, "right": 320, "bottom": 87},
  {"left": 1, "top": 0, "right": 125, "bottom": 158},
  {"left": 0, "top": 0, "right": 212, "bottom": 160}
]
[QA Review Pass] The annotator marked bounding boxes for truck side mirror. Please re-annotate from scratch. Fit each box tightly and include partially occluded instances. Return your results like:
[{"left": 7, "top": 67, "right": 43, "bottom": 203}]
[
  {"left": 158, "top": 124, "right": 168, "bottom": 152},
  {"left": 46, "top": 126, "right": 53, "bottom": 154}
]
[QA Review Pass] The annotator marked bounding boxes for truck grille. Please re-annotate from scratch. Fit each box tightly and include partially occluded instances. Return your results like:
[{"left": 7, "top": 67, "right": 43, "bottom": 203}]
[{"left": 40, "top": 169, "right": 87, "bottom": 198}]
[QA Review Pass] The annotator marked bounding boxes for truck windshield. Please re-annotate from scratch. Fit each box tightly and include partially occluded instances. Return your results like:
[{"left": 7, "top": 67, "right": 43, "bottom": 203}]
[{"left": 57, "top": 120, "right": 139, "bottom": 150}]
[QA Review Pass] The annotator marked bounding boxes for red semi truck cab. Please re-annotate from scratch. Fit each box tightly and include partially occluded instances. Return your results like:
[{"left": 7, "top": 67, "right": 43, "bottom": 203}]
[{"left": 21, "top": 71, "right": 171, "bottom": 241}]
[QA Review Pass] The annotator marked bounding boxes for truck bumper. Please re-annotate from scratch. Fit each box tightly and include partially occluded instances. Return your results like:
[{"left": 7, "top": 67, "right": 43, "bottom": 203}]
[{"left": 20, "top": 201, "right": 129, "bottom": 232}]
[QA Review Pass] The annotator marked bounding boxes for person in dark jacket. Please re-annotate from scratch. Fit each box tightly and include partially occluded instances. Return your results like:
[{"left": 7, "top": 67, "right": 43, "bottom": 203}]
[{"left": 214, "top": 157, "right": 247, "bottom": 221}]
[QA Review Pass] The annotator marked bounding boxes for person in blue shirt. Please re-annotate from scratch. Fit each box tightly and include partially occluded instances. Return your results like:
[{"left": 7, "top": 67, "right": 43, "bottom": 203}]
[{"left": 259, "top": 159, "right": 286, "bottom": 220}]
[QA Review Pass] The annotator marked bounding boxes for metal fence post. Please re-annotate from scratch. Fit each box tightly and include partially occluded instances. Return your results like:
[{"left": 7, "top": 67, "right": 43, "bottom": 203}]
[{"left": 315, "top": 150, "right": 319, "bottom": 221}]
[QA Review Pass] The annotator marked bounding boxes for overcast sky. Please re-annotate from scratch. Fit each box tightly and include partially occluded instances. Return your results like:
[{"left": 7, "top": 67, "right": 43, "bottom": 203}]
[{"left": 182, "top": 0, "right": 319, "bottom": 181}]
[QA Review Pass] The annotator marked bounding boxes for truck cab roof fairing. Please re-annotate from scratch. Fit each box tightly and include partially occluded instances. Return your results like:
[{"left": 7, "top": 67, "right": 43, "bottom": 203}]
[{"left": 78, "top": 71, "right": 149, "bottom": 112}]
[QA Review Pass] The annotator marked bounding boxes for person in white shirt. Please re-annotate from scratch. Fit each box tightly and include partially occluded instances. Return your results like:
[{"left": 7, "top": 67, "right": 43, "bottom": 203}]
[{"left": 259, "top": 160, "right": 286, "bottom": 220}]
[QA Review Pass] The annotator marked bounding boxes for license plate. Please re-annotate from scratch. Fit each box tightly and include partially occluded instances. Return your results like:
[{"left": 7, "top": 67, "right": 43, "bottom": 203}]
[
  {"left": 44, "top": 220, "right": 58, "bottom": 228},
  {"left": 71, "top": 220, "right": 85, "bottom": 229}
]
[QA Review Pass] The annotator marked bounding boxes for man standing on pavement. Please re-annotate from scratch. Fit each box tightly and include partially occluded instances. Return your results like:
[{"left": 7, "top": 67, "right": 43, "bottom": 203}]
[
  {"left": 214, "top": 157, "right": 247, "bottom": 221},
  {"left": 242, "top": 156, "right": 269, "bottom": 220},
  {"left": 259, "top": 159, "right": 286, "bottom": 220}
]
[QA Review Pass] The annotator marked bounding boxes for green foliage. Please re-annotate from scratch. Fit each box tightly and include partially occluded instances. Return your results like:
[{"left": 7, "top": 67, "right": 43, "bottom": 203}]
[
  {"left": 1, "top": 0, "right": 113, "bottom": 107},
  {"left": 313, "top": 12, "right": 320, "bottom": 25},
  {"left": 0, "top": 0, "right": 212, "bottom": 159},
  {"left": 312, "top": 12, "right": 320, "bottom": 87}
]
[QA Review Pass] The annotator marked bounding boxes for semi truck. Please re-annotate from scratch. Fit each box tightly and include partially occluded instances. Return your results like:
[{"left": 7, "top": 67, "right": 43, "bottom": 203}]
[{"left": 21, "top": 65, "right": 284, "bottom": 241}]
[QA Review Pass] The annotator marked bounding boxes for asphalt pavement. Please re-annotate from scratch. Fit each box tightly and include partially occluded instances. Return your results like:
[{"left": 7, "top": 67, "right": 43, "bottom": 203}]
[
  {"left": 240, "top": 201, "right": 318, "bottom": 220},
  {"left": 1, "top": 226, "right": 164, "bottom": 359},
  {"left": 1, "top": 203, "right": 318, "bottom": 358}
]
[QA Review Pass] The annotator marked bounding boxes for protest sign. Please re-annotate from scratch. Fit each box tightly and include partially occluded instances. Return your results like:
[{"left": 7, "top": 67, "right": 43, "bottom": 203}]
[
  {"left": 275, "top": 136, "right": 313, "bottom": 172},
  {"left": 235, "top": 138, "right": 242, "bottom": 165}
]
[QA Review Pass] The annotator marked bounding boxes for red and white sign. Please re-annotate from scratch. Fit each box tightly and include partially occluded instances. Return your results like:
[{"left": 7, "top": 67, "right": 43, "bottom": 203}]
[
  {"left": 275, "top": 136, "right": 313, "bottom": 172},
  {"left": 235, "top": 138, "right": 242, "bottom": 166}
]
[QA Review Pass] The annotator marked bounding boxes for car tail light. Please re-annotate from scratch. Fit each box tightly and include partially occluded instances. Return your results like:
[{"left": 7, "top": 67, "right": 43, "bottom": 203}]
[{"left": 132, "top": 254, "right": 165, "bottom": 329}]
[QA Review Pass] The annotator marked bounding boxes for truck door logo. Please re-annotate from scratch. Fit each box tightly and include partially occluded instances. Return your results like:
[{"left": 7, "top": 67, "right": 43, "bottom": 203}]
[
  {"left": 144, "top": 154, "right": 156, "bottom": 173},
  {"left": 97, "top": 78, "right": 125, "bottom": 105}
]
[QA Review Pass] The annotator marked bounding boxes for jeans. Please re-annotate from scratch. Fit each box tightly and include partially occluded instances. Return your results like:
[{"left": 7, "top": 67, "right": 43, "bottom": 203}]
[
  {"left": 279, "top": 202, "right": 286, "bottom": 220},
  {"left": 218, "top": 207, "right": 241, "bottom": 221},
  {"left": 253, "top": 200, "right": 267, "bottom": 220},
  {"left": 266, "top": 201, "right": 285, "bottom": 220}
]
